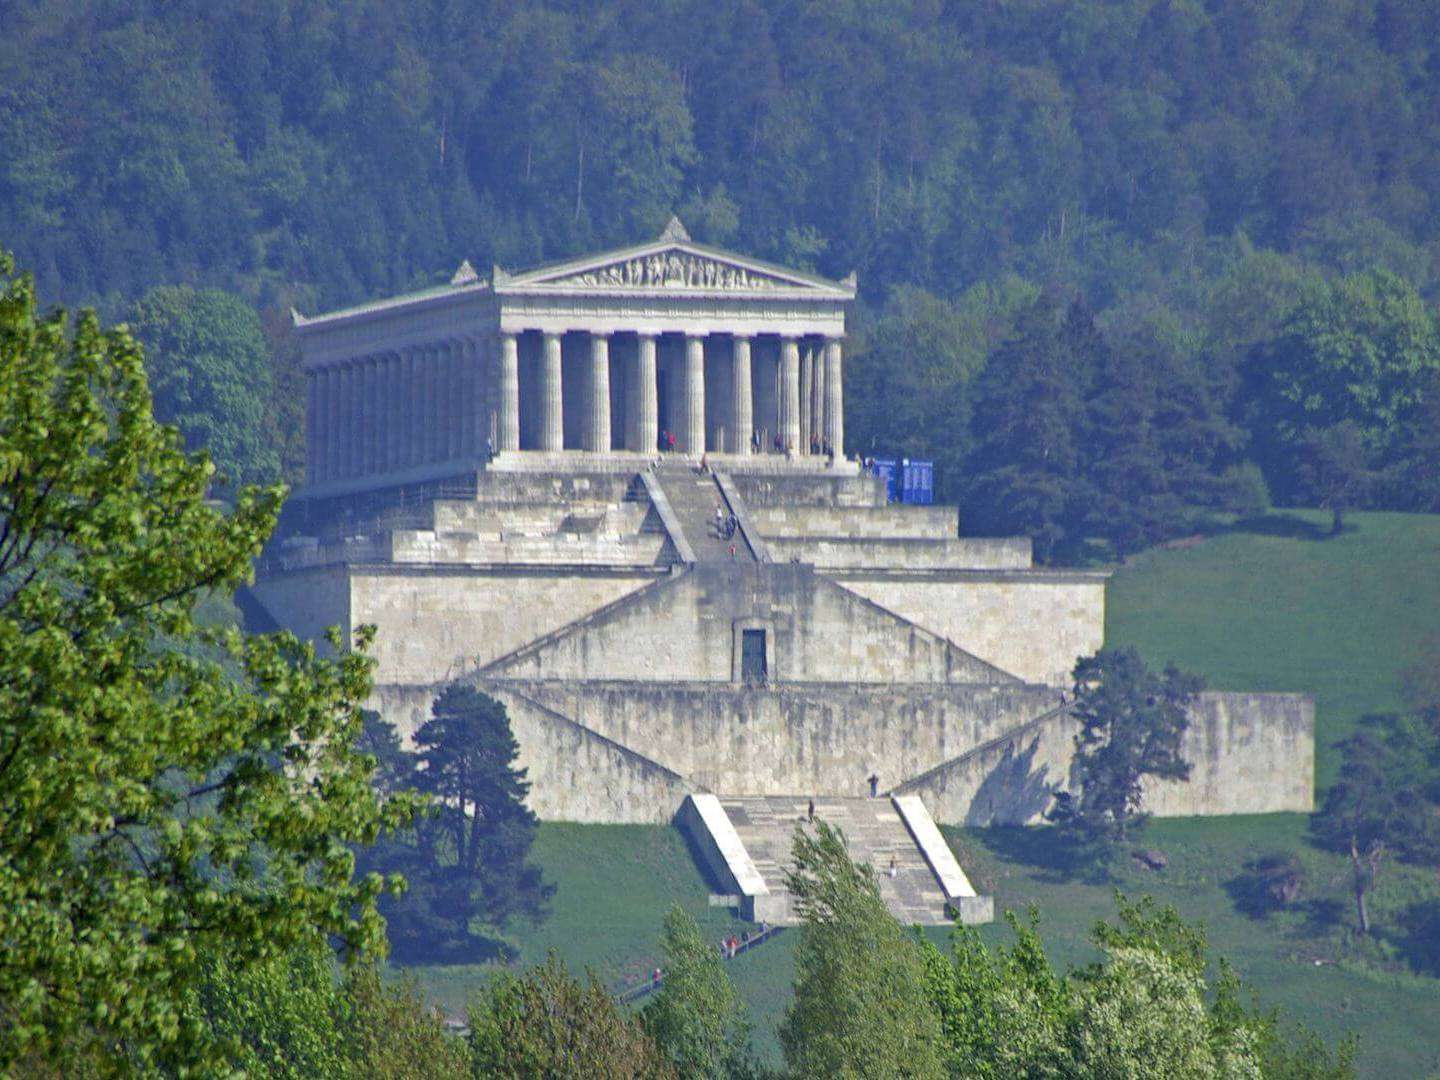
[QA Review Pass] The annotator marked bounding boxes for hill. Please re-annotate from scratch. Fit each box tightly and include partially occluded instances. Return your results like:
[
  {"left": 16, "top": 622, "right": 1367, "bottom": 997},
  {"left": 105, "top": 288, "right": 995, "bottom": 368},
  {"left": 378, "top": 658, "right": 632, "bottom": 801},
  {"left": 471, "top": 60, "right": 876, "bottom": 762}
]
[{"left": 404, "top": 510, "right": 1440, "bottom": 1077}]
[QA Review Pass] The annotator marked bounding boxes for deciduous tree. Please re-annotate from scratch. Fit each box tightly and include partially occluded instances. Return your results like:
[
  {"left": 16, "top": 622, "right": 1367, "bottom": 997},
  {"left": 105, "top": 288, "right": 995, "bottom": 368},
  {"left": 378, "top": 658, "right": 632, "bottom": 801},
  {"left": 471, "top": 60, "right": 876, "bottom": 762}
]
[
  {"left": 0, "top": 250, "right": 414, "bottom": 1071},
  {"left": 1049, "top": 648, "right": 1200, "bottom": 843},
  {"left": 780, "top": 821, "right": 945, "bottom": 1079}
]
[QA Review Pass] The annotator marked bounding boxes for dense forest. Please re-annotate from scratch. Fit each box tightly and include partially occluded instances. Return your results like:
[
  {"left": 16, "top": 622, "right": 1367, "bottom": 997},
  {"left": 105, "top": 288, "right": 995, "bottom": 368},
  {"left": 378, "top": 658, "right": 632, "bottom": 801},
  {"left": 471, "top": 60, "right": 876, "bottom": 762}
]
[{"left": 4, "top": 0, "right": 1440, "bottom": 555}]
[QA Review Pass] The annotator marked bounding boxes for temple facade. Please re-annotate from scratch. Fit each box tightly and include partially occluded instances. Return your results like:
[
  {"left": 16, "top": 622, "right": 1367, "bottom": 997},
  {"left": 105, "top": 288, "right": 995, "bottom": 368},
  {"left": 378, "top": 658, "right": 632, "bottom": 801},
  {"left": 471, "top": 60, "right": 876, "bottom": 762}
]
[
  {"left": 259, "top": 220, "right": 1316, "bottom": 926},
  {"left": 296, "top": 217, "right": 856, "bottom": 497}
]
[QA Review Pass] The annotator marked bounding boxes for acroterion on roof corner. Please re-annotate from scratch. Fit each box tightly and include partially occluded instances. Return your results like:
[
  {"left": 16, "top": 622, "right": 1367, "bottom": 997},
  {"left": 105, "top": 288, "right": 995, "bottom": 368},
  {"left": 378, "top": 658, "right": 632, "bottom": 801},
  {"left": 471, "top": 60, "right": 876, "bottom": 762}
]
[
  {"left": 659, "top": 215, "right": 691, "bottom": 243},
  {"left": 451, "top": 259, "right": 480, "bottom": 286}
]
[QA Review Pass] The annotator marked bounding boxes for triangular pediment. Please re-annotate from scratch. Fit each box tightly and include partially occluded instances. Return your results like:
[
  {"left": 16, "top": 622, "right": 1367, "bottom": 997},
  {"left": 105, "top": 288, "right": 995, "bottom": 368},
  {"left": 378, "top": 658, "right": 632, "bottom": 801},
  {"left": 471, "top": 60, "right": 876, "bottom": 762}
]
[{"left": 498, "top": 227, "right": 855, "bottom": 297}]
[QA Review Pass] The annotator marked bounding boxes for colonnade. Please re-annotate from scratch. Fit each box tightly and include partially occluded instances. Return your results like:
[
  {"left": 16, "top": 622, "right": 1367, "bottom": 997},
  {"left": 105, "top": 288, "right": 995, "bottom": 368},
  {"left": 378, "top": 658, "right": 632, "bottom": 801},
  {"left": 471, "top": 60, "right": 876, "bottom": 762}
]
[
  {"left": 496, "top": 330, "right": 843, "bottom": 459},
  {"left": 306, "top": 337, "right": 488, "bottom": 484},
  {"left": 306, "top": 329, "right": 845, "bottom": 487}
]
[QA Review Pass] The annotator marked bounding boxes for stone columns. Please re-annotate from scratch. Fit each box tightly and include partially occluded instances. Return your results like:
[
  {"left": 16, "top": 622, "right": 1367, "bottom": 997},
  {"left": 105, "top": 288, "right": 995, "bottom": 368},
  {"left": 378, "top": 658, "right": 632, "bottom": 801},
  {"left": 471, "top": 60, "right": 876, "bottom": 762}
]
[
  {"left": 799, "top": 345, "right": 813, "bottom": 453},
  {"left": 585, "top": 333, "right": 611, "bottom": 452},
  {"left": 338, "top": 360, "right": 356, "bottom": 478},
  {"left": 403, "top": 348, "right": 420, "bottom": 466},
  {"left": 305, "top": 369, "right": 320, "bottom": 483},
  {"left": 634, "top": 333, "right": 659, "bottom": 452},
  {"left": 387, "top": 350, "right": 403, "bottom": 471},
  {"left": 419, "top": 346, "right": 435, "bottom": 463},
  {"left": 498, "top": 332, "right": 519, "bottom": 452},
  {"left": 811, "top": 343, "right": 826, "bottom": 451},
  {"left": 779, "top": 337, "right": 801, "bottom": 455},
  {"left": 730, "top": 335, "right": 753, "bottom": 455},
  {"left": 540, "top": 332, "right": 564, "bottom": 451},
  {"left": 438, "top": 343, "right": 455, "bottom": 461},
  {"left": 824, "top": 337, "right": 844, "bottom": 459},
  {"left": 361, "top": 355, "right": 377, "bottom": 474},
  {"left": 683, "top": 334, "right": 706, "bottom": 455}
]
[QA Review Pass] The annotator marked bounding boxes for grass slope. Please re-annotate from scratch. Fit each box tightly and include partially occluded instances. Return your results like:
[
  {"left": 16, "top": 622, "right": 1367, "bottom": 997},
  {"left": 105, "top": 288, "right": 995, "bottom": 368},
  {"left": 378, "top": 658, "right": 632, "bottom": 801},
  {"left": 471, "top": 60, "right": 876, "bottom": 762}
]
[{"left": 405, "top": 511, "right": 1440, "bottom": 1076}]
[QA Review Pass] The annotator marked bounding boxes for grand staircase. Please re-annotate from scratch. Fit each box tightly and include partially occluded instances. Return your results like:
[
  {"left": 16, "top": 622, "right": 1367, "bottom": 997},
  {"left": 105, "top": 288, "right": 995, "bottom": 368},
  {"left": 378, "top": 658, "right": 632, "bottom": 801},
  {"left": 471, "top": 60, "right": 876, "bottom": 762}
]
[
  {"left": 681, "top": 793, "right": 990, "bottom": 926},
  {"left": 723, "top": 795, "right": 950, "bottom": 923},
  {"left": 654, "top": 465, "right": 756, "bottom": 562}
]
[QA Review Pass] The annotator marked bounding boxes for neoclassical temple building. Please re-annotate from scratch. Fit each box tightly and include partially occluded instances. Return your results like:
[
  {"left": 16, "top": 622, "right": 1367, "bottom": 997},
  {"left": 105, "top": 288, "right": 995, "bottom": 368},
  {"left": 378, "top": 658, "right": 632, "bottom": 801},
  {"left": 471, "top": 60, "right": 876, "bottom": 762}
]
[
  {"left": 256, "top": 220, "right": 1315, "bottom": 926},
  {"left": 297, "top": 217, "right": 856, "bottom": 496}
]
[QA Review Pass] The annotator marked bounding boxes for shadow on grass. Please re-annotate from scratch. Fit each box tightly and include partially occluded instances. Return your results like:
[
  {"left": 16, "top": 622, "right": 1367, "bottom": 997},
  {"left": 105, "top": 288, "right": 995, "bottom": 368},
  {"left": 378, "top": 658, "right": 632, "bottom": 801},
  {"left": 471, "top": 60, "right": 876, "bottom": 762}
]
[
  {"left": 389, "top": 933, "right": 516, "bottom": 967},
  {"left": 1391, "top": 899, "right": 1440, "bottom": 977},
  {"left": 1214, "top": 513, "right": 1333, "bottom": 542},
  {"left": 973, "top": 825, "right": 1113, "bottom": 886}
]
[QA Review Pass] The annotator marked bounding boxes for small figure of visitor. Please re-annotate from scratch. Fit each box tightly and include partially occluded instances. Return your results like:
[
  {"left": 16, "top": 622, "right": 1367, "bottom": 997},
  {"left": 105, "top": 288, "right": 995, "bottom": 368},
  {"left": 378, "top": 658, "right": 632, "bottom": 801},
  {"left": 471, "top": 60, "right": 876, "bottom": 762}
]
[
  {"left": 698, "top": 453, "right": 709, "bottom": 474},
  {"left": 807, "top": 798, "right": 815, "bottom": 822},
  {"left": 867, "top": 772, "right": 879, "bottom": 798},
  {"left": 751, "top": 430, "right": 761, "bottom": 453},
  {"left": 888, "top": 856, "right": 898, "bottom": 879},
  {"left": 810, "top": 432, "right": 820, "bottom": 455}
]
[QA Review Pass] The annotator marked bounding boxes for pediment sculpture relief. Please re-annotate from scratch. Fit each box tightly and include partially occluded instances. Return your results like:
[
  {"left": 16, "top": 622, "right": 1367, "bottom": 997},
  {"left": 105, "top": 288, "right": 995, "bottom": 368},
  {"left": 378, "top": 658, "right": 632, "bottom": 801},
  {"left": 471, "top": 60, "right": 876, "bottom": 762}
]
[{"left": 555, "top": 252, "right": 791, "bottom": 290}]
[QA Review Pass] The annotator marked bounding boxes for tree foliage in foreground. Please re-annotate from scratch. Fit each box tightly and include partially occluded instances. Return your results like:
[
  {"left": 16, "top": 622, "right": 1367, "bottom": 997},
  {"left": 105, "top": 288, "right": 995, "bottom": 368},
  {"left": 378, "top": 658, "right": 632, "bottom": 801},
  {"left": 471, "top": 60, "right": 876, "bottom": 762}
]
[
  {"left": 643, "top": 904, "right": 758, "bottom": 1080},
  {"left": 780, "top": 821, "right": 946, "bottom": 1079},
  {"left": 0, "top": 250, "right": 416, "bottom": 1071},
  {"left": 356, "top": 689, "right": 552, "bottom": 961},
  {"left": 468, "top": 952, "right": 675, "bottom": 1079},
  {"left": 787, "top": 822, "right": 1354, "bottom": 1078},
  {"left": 1050, "top": 647, "right": 1201, "bottom": 844}
]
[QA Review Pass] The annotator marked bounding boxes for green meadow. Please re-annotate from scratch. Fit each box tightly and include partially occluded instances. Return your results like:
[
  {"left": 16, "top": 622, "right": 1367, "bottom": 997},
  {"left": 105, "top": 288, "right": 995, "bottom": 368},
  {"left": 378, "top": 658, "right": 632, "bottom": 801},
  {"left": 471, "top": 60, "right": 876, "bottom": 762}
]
[{"left": 407, "top": 511, "right": 1440, "bottom": 1076}]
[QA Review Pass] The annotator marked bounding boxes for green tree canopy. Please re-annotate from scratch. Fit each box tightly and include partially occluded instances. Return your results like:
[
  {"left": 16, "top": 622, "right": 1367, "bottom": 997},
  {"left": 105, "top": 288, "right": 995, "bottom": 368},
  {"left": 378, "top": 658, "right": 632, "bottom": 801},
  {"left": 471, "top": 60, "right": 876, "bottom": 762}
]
[
  {"left": 1247, "top": 269, "right": 1440, "bottom": 502},
  {"left": 642, "top": 905, "right": 752, "bottom": 1080},
  {"left": 468, "top": 952, "right": 675, "bottom": 1079},
  {"left": 1049, "top": 648, "right": 1201, "bottom": 844},
  {"left": 128, "top": 284, "right": 281, "bottom": 489},
  {"left": 0, "top": 250, "right": 414, "bottom": 1071},
  {"left": 780, "top": 821, "right": 946, "bottom": 1080}
]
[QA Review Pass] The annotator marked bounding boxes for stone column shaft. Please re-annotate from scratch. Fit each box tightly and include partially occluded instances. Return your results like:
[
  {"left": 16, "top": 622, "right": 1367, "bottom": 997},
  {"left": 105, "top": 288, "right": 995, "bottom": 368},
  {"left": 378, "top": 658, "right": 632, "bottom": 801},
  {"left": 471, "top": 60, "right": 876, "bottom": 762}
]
[
  {"left": 731, "top": 335, "right": 753, "bottom": 456},
  {"left": 540, "top": 332, "right": 564, "bottom": 451},
  {"left": 634, "top": 334, "right": 659, "bottom": 452},
  {"left": 499, "top": 333, "right": 520, "bottom": 452},
  {"left": 683, "top": 335, "right": 706, "bottom": 455},
  {"left": 799, "top": 345, "right": 813, "bottom": 453},
  {"left": 586, "top": 333, "right": 611, "bottom": 452},
  {"left": 817, "top": 347, "right": 829, "bottom": 449},
  {"left": 825, "top": 337, "right": 844, "bottom": 459},
  {"left": 362, "top": 357, "right": 380, "bottom": 475},
  {"left": 779, "top": 337, "right": 801, "bottom": 454},
  {"left": 305, "top": 369, "right": 320, "bottom": 483}
]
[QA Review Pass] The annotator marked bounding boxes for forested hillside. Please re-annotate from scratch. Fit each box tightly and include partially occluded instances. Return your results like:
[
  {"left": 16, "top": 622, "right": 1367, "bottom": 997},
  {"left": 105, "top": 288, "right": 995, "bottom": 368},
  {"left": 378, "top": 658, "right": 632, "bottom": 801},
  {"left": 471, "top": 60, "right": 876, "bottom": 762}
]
[{"left": 4, "top": 0, "right": 1439, "bottom": 552}]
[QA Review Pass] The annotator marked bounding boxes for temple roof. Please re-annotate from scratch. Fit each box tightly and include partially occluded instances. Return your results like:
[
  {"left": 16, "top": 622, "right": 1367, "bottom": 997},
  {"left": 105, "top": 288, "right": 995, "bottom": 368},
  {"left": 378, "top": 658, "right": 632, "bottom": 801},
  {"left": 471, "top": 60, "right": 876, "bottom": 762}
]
[{"left": 294, "top": 218, "right": 855, "bottom": 330}]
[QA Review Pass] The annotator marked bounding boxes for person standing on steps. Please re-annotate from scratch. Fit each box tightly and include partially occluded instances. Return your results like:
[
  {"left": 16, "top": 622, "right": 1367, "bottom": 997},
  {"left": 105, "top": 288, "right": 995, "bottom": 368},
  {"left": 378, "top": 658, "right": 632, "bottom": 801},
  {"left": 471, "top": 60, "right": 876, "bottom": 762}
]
[
  {"left": 868, "top": 772, "right": 879, "bottom": 798},
  {"left": 807, "top": 798, "right": 815, "bottom": 822}
]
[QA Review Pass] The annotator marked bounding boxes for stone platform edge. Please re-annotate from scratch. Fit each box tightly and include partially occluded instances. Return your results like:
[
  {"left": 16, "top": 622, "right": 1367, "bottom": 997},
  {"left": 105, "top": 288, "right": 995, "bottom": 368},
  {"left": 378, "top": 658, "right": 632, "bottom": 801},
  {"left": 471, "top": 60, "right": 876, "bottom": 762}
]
[
  {"left": 892, "top": 793, "right": 994, "bottom": 925},
  {"left": 676, "top": 794, "right": 768, "bottom": 900}
]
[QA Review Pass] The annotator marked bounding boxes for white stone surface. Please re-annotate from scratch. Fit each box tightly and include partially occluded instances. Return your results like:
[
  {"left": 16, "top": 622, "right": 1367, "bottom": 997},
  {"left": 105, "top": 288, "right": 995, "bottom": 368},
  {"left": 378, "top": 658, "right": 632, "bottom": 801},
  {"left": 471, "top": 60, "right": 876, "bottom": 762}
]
[
  {"left": 891, "top": 794, "right": 976, "bottom": 898},
  {"left": 682, "top": 794, "right": 769, "bottom": 898}
]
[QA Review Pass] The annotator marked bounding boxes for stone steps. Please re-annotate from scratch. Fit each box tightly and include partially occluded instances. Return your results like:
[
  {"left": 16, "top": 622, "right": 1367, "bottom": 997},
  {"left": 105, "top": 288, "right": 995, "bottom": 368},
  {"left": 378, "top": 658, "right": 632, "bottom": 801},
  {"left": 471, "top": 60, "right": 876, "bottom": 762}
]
[
  {"left": 717, "top": 795, "right": 956, "bottom": 925},
  {"left": 656, "top": 466, "right": 752, "bottom": 563}
]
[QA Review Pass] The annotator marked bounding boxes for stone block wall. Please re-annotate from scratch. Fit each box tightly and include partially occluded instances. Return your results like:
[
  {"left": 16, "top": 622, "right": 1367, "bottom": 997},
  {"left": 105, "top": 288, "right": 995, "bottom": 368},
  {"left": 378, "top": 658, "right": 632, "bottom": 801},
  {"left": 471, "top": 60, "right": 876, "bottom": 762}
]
[
  {"left": 895, "top": 690, "right": 1314, "bottom": 825},
  {"left": 749, "top": 505, "right": 958, "bottom": 539},
  {"left": 348, "top": 567, "right": 657, "bottom": 684},
  {"left": 769, "top": 537, "right": 1033, "bottom": 570},
  {"left": 485, "top": 563, "right": 1012, "bottom": 686},
  {"left": 836, "top": 573, "right": 1107, "bottom": 686}
]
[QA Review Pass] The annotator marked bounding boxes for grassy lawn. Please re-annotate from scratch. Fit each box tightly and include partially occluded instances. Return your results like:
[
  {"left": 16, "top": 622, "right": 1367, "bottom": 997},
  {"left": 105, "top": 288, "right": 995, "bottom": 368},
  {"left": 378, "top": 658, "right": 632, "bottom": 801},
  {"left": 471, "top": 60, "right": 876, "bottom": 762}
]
[{"left": 404, "top": 510, "right": 1440, "bottom": 1076}]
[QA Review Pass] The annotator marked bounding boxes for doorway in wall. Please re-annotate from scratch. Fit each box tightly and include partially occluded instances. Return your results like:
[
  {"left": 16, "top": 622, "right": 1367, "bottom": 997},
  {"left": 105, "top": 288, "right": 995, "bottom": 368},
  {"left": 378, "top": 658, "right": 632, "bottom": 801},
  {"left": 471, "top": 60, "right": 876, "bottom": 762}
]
[{"left": 741, "top": 628, "right": 767, "bottom": 685}]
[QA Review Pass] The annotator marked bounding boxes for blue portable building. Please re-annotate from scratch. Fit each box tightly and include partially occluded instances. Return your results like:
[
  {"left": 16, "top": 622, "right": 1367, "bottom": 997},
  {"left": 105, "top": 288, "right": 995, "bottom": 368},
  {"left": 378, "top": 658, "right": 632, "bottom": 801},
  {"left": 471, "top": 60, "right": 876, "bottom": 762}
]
[{"left": 899, "top": 459, "right": 934, "bottom": 505}]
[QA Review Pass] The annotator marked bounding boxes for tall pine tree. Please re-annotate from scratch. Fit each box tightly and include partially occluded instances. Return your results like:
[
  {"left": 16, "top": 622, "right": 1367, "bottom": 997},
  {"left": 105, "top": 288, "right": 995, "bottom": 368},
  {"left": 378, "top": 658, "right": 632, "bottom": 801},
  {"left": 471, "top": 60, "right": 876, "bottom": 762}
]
[{"left": 965, "top": 295, "right": 1086, "bottom": 562}]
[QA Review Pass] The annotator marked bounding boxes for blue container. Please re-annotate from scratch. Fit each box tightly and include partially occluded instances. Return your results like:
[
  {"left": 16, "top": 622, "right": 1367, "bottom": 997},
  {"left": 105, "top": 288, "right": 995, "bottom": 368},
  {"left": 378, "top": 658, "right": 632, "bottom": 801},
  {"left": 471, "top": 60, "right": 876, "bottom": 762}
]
[
  {"left": 900, "top": 459, "right": 934, "bottom": 505},
  {"left": 871, "top": 458, "right": 898, "bottom": 503}
]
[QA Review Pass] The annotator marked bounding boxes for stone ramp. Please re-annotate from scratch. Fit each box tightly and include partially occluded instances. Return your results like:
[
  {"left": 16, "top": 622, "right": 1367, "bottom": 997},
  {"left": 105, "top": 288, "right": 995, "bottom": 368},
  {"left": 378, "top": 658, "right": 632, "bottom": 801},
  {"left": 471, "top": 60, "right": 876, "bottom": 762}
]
[
  {"left": 655, "top": 465, "right": 753, "bottom": 562},
  {"left": 701, "top": 794, "right": 989, "bottom": 926}
]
